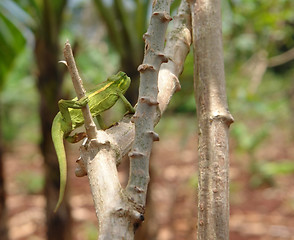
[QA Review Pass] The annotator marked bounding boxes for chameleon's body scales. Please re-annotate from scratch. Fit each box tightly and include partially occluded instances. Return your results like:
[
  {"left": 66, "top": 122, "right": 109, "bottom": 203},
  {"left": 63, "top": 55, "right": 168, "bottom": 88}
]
[{"left": 51, "top": 72, "right": 134, "bottom": 212}]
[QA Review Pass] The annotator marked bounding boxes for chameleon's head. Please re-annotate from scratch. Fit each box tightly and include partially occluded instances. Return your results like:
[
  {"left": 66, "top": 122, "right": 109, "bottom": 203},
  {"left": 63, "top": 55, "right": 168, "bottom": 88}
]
[{"left": 109, "top": 71, "right": 131, "bottom": 94}]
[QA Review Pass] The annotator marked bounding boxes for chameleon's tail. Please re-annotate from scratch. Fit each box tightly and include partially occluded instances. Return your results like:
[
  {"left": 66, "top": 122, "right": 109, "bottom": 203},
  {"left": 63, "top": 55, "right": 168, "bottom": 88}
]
[{"left": 51, "top": 113, "right": 67, "bottom": 212}]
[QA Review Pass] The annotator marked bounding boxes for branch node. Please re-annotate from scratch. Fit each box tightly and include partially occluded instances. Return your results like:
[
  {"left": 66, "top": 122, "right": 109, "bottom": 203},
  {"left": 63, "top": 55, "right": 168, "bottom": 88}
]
[
  {"left": 128, "top": 151, "right": 145, "bottom": 158},
  {"left": 175, "top": 79, "right": 181, "bottom": 92},
  {"left": 137, "top": 64, "right": 155, "bottom": 72},
  {"left": 75, "top": 157, "right": 87, "bottom": 177},
  {"left": 147, "top": 131, "right": 160, "bottom": 141},
  {"left": 210, "top": 113, "right": 235, "bottom": 127},
  {"left": 130, "top": 114, "right": 139, "bottom": 123},
  {"left": 153, "top": 12, "right": 173, "bottom": 22},
  {"left": 140, "top": 97, "right": 159, "bottom": 106},
  {"left": 157, "top": 52, "right": 169, "bottom": 63},
  {"left": 143, "top": 33, "right": 150, "bottom": 40},
  {"left": 99, "top": 140, "right": 111, "bottom": 146}
]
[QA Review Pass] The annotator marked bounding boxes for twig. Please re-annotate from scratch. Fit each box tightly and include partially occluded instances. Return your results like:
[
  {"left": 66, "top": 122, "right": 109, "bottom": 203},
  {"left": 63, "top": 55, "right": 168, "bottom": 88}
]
[
  {"left": 63, "top": 41, "right": 97, "bottom": 140},
  {"left": 248, "top": 51, "right": 268, "bottom": 93},
  {"left": 158, "top": 0, "right": 192, "bottom": 114},
  {"left": 268, "top": 47, "right": 294, "bottom": 67}
]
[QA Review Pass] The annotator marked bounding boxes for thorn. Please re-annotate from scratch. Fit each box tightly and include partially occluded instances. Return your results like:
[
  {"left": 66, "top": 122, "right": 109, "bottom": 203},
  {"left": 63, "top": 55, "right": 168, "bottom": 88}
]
[
  {"left": 76, "top": 156, "right": 82, "bottom": 163},
  {"left": 58, "top": 60, "right": 68, "bottom": 67},
  {"left": 82, "top": 137, "right": 88, "bottom": 146},
  {"left": 134, "top": 186, "right": 144, "bottom": 193}
]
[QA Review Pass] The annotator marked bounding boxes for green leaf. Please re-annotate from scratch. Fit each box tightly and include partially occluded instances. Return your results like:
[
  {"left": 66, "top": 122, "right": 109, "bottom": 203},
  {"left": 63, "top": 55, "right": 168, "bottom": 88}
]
[{"left": 0, "top": 11, "right": 26, "bottom": 90}]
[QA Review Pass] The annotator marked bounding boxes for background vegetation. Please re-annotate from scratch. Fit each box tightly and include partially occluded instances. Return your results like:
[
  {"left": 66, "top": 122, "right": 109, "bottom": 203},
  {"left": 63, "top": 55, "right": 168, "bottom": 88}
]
[{"left": 0, "top": 0, "right": 294, "bottom": 239}]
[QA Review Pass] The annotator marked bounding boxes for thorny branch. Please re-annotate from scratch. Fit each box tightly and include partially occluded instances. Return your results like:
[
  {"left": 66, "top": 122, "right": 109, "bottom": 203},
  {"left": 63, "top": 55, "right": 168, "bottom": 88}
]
[
  {"left": 126, "top": 0, "right": 172, "bottom": 207},
  {"left": 62, "top": 0, "right": 192, "bottom": 238}
]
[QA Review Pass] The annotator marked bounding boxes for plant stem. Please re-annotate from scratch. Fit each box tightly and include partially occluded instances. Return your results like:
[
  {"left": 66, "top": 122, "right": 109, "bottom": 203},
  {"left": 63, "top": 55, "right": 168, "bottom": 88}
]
[{"left": 190, "top": 0, "right": 234, "bottom": 239}]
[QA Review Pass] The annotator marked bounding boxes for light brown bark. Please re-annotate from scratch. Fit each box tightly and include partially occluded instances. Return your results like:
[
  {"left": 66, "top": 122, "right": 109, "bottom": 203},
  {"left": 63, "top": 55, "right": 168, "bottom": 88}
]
[
  {"left": 69, "top": 1, "right": 192, "bottom": 238},
  {"left": 190, "top": 0, "right": 234, "bottom": 239}
]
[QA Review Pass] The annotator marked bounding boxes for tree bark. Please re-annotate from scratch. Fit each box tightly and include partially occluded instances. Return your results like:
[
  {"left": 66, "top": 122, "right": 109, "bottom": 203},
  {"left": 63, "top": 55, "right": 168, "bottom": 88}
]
[
  {"left": 70, "top": 0, "right": 192, "bottom": 238},
  {"left": 33, "top": 0, "right": 72, "bottom": 239},
  {"left": 190, "top": 0, "right": 234, "bottom": 239}
]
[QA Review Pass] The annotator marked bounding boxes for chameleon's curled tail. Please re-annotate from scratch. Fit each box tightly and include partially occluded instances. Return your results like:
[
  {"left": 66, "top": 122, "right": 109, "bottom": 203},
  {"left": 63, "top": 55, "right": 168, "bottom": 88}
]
[{"left": 51, "top": 113, "right": 67, "bottom": 212}]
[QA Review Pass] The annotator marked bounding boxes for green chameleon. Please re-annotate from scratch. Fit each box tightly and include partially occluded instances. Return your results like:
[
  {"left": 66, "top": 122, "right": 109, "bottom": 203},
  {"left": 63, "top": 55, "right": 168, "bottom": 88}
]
[{"left": 51, "top": 71, "right": 135, "bottom": 212}]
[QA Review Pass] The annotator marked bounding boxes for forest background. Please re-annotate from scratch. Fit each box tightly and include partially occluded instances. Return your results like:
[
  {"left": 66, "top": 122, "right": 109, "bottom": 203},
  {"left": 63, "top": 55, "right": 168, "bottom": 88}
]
[{"left": 0, "top": 0, "right": 294, "bottom": 239}]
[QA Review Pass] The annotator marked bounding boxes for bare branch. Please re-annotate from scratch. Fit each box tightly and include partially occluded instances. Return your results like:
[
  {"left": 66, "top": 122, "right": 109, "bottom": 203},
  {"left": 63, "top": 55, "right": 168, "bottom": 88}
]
[
  {"left": 67, "top": 1, "right": 192, "bottom": 238},
  {"left": 104, "top": 0, "right": 192, "bottom": 171},
  {"left": 248, "top": 50, "right": 268, "bottom": 93},
  {"left": 158, "top": 0, "right": 192, "bottom": 114},
  {"left": 126, "top": 0, "right": 172, "bottom": 207},
  {"left": 63, "top": 41, "right": 98, "bottom": 141},
  {"left": 241, "top": 46, "right": 294, "bottom": 94},
  {"left": 268, "top": 47, "right": 294, "bottom": 67},
  {"left": 80, "top": 132, "right": 140, "bottom": 240},
  {"left": 190, "top": 0, "right": 234, "bottom": 239}
]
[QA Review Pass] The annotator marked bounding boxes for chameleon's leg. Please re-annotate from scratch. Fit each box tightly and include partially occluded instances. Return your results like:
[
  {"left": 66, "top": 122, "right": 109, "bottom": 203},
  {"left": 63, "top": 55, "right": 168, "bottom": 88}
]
[
  {"left": 59, "top": 97, "right": 89, "bottom": 143},
  {"left": 96, "top": 115, "right": 107, "bottom": 130},
  {"left": 116, "top": 91, "right": 135, "bottom": 114},
  {"left": 58, "top": 96, "right": 89, "bottom": 132},
  {"left": 58, "top": 96, "right": 89, "bottom": 113}
]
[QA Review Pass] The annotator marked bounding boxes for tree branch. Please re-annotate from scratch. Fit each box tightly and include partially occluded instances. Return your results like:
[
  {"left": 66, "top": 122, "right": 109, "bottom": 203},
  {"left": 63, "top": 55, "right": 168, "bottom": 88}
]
[
  {"left": 64, "top": 42, "right": 141, "bottom": 239},
  {"left": 268, "top": 47, "right": 294, "bottom": 67},
  {"left": 63, "top": 41, "right": 97, "bottom": 141},
  {"left": 158, "top": 0, "right": 191, "bottom": 114},
  {"left": 125, "top": 0, "right": 172, "bottom": 207},
  {"left": 67, "top": 1, "right": 192, "bottom": 238},
  {"left": 189, "top": 0, "right": 234, "bottom": 239}
]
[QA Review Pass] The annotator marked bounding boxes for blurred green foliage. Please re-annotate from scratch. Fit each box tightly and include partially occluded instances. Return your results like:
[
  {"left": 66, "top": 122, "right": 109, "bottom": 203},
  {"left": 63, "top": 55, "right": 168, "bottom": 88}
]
[
  {"left": 83, "top": 223, "right": 98, "bottom": 240},
  {"left": 16, "top": 170, "right": 44, "bottom": 194},
  {"left": 1, "top": 48, "right": 39, "bottom": 144},
  {"left": 0, "top": 0, "right": 28, "bottom": 90}
]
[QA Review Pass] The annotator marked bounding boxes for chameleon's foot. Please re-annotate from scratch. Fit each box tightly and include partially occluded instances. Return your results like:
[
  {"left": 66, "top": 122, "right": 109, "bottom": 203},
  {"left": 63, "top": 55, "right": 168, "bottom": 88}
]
[
  {"left": 106, "top": 122, "right": 119, "bottom": 129},
  {"left": 124, "top": 108, "right": 135, "bottom": 116},
  {"left": 66, "top": 132, "right": 87, "bottom": 143},
  {"left": 78, "top": 96, "right": 89, "bottom": 107}
]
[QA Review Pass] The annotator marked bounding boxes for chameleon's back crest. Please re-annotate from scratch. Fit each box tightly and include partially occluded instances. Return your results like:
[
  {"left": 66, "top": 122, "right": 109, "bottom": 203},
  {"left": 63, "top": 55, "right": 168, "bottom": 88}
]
[{"left": 114, "top": 71, "right": 131, "bottom": 94}]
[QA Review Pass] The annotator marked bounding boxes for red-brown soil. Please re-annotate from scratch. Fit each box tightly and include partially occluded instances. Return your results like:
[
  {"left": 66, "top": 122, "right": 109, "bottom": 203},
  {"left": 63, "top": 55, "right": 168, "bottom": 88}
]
[{"left": 3, "top": 132, "right": 294, "bottom": 240}]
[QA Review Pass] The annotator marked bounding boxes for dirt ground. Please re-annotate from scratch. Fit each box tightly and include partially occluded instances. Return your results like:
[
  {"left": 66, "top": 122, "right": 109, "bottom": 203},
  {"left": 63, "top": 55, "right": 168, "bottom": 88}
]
[{"left": 3, "top": 132, "right": 294, "bottom": 240}]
